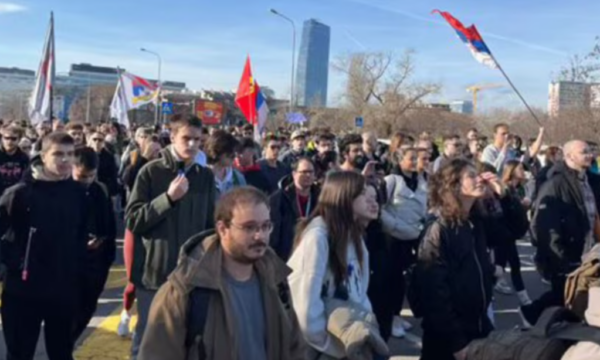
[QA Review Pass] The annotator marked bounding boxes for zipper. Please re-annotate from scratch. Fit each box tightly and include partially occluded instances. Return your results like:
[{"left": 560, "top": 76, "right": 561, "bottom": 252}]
[
  {"left": 22, "top": 227, "right": 37, "bottom": 281},
  {"left": 471, "top": 223, "right": 486, "bottom": 333}
]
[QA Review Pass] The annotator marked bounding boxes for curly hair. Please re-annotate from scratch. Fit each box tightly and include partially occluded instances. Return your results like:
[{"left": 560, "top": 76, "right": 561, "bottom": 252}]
[{"left": 428, "top": 158, "right": 475, "bottom": 225}]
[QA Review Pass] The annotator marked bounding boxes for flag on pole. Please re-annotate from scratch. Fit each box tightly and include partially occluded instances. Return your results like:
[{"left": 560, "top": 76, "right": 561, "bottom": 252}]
[
  {"left": 235, "top": 56, "right": 269, "bottom": 141},
  {"left": 432, "top": 10, "right": 498, "bottom": 69},
  {"left": 119, "top": 71, "right": 159, "bottom": 108},
  {"left": 110, "top": 69, "right": 130, "bottom": 128},
  {"left": 29, "top": 12, "right": 56, "bottom": 124}
]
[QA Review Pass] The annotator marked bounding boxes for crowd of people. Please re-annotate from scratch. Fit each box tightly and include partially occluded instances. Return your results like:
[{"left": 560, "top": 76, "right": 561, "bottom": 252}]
[{"left": 0, "top": 114, "right": 599, "bottom": 360}]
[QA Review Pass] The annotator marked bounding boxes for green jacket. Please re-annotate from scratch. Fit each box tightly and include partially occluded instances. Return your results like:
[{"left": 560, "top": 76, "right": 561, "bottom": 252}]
[{"left": 126, "top": 148, "right": 216, "bottom": 290}]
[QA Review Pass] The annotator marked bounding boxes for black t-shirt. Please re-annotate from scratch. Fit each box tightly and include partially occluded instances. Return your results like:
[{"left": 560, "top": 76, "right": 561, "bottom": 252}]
[{"left": 0, "top": 148, "right": 29, "bottom": 196}]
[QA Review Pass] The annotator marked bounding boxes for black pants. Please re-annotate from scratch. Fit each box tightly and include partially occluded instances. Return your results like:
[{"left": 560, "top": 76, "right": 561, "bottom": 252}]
[
  {"left": 524, "top": 274, "right": 566, "bottom": 324},
  {"left": 72, "top": 259, "right": 110, "bottom": 342},
  {"left": 390, "top": 239, "right": 419, "bottom": 314},
  {"left": 494, "top": 240, "right": 525, "bottom": 291},
  {"left": 2, "top": 291, "right": 76, "bottom": 360}
]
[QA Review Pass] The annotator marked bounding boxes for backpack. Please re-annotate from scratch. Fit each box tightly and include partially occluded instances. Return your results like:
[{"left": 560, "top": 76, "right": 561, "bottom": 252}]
[
  {"left": 184, "top": 282, "right": 292, "bottom": 360},
  {"left": 564, "top": 245, "right": 600, "bottom": 319},
  {"left": 466, "top": 307, "right": 600, "bottom": 360}
]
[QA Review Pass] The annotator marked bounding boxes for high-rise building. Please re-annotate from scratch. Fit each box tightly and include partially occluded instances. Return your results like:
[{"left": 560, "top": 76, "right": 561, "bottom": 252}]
[
  {"left": 296, "top": 19, "right": 331, "bottom": 108},
  {"left": 547, "top": 81, "right": 600, "bottom": 117},
  {"left": 450, "top": 100, "right": 474, "bottom": 115}
]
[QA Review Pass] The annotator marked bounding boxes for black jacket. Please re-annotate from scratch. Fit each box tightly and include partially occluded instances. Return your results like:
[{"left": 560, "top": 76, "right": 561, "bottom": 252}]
[
  {"left": 414, "top": 216, "right": 494, "bottom": 353},
  {"left": 0, "top": 176, "right": 88, "bottom": 300},
  {"left": 475, "top": 193, "right": 529, "bottom": 249},
  {"left": 0, "top": 147, "right": 29, "bottom": 196},
  {"left": 122, "top": 150, "right": 150, "bottom": 192},
  {"left": 97, "top": 148, "right": 119, "bottom": 196},
  {"left": 85, "top": 181, "right": 117, "bottom": 267},
  {"left": 532, "top": 161, "right": 596, "bottom": 275},
  {"left": 269, "top": 176, "right": 319, "bottom": 261},
  {"left": 239, "top": 164, "right": 271, "bottom": 194}
]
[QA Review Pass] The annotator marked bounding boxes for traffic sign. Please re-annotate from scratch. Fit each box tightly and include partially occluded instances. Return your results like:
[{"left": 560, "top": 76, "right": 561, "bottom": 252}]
[
  {"left": 162, "top": 102, "right": 174, "bottom": 115},
  {"left": 355, "top": 116, "right": 364, "bottom": 128}
]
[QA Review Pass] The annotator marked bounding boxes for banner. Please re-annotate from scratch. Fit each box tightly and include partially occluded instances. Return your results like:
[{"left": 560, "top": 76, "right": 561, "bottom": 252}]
[{"left": 195, "top": 100, "right": 224, "bottom": 125}]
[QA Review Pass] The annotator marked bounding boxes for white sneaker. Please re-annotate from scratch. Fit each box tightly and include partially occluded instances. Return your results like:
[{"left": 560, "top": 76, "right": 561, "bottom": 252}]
[
  {"left": 400, "top": 318, "right": 413, "bottom": 331},
  {"left": 517, "top": 290, "right": 532, "bottom": 306},
  {"left": 494, "top": 279, "right": 513, "bottom": 295},
  {"left": 391, "top": 316, "right": 406, "bottom": 338},
  {"left": 117, "top": 310, "right": 131, "bottom": 337}
]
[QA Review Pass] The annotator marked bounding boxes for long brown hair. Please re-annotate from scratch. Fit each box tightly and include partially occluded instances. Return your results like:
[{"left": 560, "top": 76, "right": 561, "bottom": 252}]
[
  {"left": 294, "top": 171, "right": 366, "bottom": 287},
  {"left": 428, "top": 158, "right": 475, "bottom": 225},
  {"left": 501, "top": 160, "right": 522, "bottom": 186}
]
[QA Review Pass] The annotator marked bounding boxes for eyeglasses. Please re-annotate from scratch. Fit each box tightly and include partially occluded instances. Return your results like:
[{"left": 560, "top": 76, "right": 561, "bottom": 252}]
[
  {"left": 2, "top": 136, "right": 17, "bottom": 141},
  {"left": 229, "top": 221, "right": 274, "bottom": 235}
]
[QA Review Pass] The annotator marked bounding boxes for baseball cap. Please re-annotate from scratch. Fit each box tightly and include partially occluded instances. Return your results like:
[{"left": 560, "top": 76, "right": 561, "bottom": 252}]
[{"left": 291, "top": 130, "right": 305, "bottom": 140}]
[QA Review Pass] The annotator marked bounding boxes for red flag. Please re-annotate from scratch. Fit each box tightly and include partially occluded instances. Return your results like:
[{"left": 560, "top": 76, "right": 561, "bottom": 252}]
[{"left": 235, "top": 56, "right": 257, "bottom": 124}]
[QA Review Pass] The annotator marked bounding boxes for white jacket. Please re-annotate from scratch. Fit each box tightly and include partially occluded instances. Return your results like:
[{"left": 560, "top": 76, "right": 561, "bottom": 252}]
[
  {"left": 561, "top": 287, "right": 600, "bottom": 360},
  {"left": 381, "top": 173, "right": 428, "bottom": 241},
  {"left": 287, "top": 216, "right": 371, "bottom": 359}
]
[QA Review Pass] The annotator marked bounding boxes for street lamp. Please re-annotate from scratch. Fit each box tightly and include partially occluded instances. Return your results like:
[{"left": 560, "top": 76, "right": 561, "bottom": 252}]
[
  {"left": 140, "top": 47, "right": 162, "bottom": 125},
  {"left": 270, "top": 8, "right": 296, "bottom": 114}
]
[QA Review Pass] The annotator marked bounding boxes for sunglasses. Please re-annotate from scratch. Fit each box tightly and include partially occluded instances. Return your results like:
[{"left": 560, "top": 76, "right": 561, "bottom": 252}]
[{"left": 2, "top": 136, "right": 17, "bottom": 141}]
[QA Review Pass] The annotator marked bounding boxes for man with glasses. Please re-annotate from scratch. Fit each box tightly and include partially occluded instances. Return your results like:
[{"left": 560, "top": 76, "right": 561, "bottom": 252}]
[
  {"left": 125, "top": 114, "right": 216, "bottom": 360},
  {"left": 258, "top": 134, "right": 291, "bottom": 194},
  {"left": 0, "top": 125, "right": 29, "bottom": 196},
  {"left": 269, "top": 157, "right": 320, "bottom": 261},
  {"left": 87, "top": 131, "right": 119, "bottom": 200},
  {"left": 139, "top": 186, "right": 306, "bottom": 360},
  {"left": 432, "top": 134, "right": 462, "bottom": 173}
]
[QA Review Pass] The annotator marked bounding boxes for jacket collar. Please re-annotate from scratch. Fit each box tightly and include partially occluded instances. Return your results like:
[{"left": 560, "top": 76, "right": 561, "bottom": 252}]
[{"left": 173, "top": 233, "right": 292, "bottom": 291}]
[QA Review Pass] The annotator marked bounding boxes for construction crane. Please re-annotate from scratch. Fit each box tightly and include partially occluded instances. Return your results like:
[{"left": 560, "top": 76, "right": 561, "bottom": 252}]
[{"left": 466, "top": 84, "right": 505, "bottom": 113}]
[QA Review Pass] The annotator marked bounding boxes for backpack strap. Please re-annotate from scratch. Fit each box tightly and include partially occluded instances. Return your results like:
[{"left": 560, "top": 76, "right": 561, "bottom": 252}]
[
  {"left": 530, "top": 307, "right": 580, "bottom": 338},
  {"left": 552, "top": 323, "right": 600, "bottom": 346},
  {"left": 185, "top": 288, "right": 212, "bottom": 360}
]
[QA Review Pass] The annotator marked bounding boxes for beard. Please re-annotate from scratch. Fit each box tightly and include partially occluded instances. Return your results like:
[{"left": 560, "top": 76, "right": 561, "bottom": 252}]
[
  {"left": 351, "top": 155, "right": 366, "bottom": 169},
  {"left": 229, "top": 242, "right": 267, "bottom": 264}
]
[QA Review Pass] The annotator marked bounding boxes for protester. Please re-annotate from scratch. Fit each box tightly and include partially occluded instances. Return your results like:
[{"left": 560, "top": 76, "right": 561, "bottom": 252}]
[
  {"left": 235, "top": 137, "right": 271, "bottom": 194},
  {"left": 522, "top": 140, "right": 596, "bottom": 326},
  {"left": 339, "top": 133, "right": 366, "bottom": 172},
  {"left": 314, "top": 131, "right": 336, "bottom": 157},
  {"left": 381, "top": 147, "right": 427, "bottom": 338},
  {"left": 466, "top": 128, "right": 479, "bottom": 142},
  {"left": 413, "top": 158, "right": 495, "bottom": 360},
  {"left": 288, "top": 171, "right": 385, "bottom": 359},
  {"left": 195, "top": 126, "right": 209, "bottom": 166},
  {"left": 18, "top": 137, "right": 32, "bottom": 157},
  {"left": 65, "top": 122, "right": 86, "bottom": 147},
  {"left": 416, "top": 147, "right": 431, "bottom": 180},
  {"left": 138, "top": 186, "right": 307, "bottom": 360},
  {"left": 87, "top": 130, "right": 120, "bottom": 199},
  {"left": 119, "top": 126, "right": 154, "bottom": 177},
  {"left": 387, "top": 132, "right": 414, "bottom": 173},
  {"left": 314, "top": 150, "right": 340, "bottom": 184},
  {"left": 257, "top": 134, "right": 290, "bottom": 193},
  {"left": 279, "top": 130, "right": 307, "bottom": 168},
  {"left": 0, "top": 132, "right": 89, "bottom": 360},
  {"left": 269, "top": 157, "right": 320, "bottom": 261},
  {"left": 122, "top": 137, "right": 162, "bottom": 194},
  {"left": 432, "top": 134, "right": 462, "bottom": 173},
  {"left": 0, "top": 124, "right": 29, "bottom": 196},
  {"left": 125, "top": 114, "right": 216, "bottom": 359},
  {"left": 205, "top": 129, "right": 246, "bottom": 197},
  {"left": 71, "top": 146, "right": 117, "bottom": 342},
  {"left": 481, "top": 123, "right": 515, "bottom": 172}
]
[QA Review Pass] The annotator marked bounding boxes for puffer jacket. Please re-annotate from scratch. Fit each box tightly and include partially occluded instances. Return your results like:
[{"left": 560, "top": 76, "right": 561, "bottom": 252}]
[
  {"left": 414, "top": 216, "right": 495, "bottom": 354},
  {"left": 380, "top": 173, "right": 427, "bottom": 241}
]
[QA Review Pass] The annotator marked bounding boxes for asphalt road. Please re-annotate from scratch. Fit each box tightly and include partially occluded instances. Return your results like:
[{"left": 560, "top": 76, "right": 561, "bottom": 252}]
[{"left": 0, "top": 240, "right": 548, "bottom": 360}]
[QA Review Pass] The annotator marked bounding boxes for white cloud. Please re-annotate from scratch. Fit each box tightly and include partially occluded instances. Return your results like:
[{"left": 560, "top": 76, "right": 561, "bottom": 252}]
[{"left": 0, "top": 2, "right": 27, "bottom": 14}]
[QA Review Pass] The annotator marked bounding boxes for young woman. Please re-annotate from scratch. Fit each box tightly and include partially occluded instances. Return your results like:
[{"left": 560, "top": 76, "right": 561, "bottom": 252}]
[
  {"left": 413, "top": 159, "right": 495, "bottom": 360},
  {"left": 287, "top": 171, "right": 383, "bottom": 359}
]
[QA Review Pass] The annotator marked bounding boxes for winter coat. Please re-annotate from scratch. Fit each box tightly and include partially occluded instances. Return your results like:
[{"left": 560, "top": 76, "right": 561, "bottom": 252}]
[
  {"left": 414, "top": 216, "right": 495, "bottom": 354},
  {"left": 561, "top": 287, "right": 600, "bottom": 360},
  {"left": 380, "top": 173, "right": 427, "bottom": 241},
  {"left": 138, "top": 232, "right": 307, "bottom": 360},
  {"left": 0, "top": 147, "right": 29, "bottom": 196},
  {"left": 269, "top": 176, "right": 320, "bottom": 261},
  {"left": 0, "top": 166, "right": 88, "bottom": 300},
  {"left": 97, "top": 148, "right": 119, "bottom": 197},
  {"left": 258, "top": 159, "right": 291, "bottom": 194},
  {"left": 126, "top": 148, "right": 216, "bottom": 290},
  {"left": 287, "top": 216, "right": 372, "bottom": 358},
  {"left": 532, "top": 161, "right": 596, "bottom": 277},
  {"left": 238, "top": 164, "right": 271, "bottom": 194}
]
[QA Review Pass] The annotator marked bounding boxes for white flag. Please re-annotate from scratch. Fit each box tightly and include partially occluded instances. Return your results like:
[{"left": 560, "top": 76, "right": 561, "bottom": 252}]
[
  {"left": 29, "top": 12, "right": 55, "bottom": 125},
  {"left": 110, "top": 76, "right": 130, "bottom": 128}
]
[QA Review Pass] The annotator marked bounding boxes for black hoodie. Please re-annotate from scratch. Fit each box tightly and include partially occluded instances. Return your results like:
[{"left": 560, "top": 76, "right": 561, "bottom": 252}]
[
  {"left": 0, "top": 146, "right": 29, "bottom": 196},
  {"left": 0, "top": 166, "right": 88, "bottom": 300}
]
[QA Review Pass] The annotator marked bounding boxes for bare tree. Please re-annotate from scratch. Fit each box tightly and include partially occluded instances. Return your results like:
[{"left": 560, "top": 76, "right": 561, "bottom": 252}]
[
  {"left": 332, "top": 50, "right": 441, "bottom": 136},
  {"left": 69, "top": 85, "right": 116, "bottom": 123}
]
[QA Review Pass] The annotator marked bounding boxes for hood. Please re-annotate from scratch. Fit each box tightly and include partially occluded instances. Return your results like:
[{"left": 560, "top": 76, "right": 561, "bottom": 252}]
[
  {"left": 30, "top": 162, "right": 69, "bottom": 182},
  {"left": 278, "top": 174, "right": 294, "bottom": 190},
  {"left": 170, "top": 230, "right": 292, "bottom": 291}
]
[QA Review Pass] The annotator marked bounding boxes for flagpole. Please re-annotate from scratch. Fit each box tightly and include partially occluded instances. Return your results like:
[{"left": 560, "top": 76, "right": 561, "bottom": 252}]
[
  {"left": 48, "top": 11, "right": 54, "bottom": 122},
  {"left": 492, "top": 56, "right": 542, "bottom": 126}
]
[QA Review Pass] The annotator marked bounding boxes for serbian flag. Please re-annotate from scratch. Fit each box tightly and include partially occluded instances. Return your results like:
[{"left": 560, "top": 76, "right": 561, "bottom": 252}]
[
  {"left": 29, "top": 12, "right": 56, "bottom": 124},
  {"left": 235, "top": 56, "right": 269, "bottom": 141},
  {"left": 433, "top": 10, "right": 498, "bottom": 70}
]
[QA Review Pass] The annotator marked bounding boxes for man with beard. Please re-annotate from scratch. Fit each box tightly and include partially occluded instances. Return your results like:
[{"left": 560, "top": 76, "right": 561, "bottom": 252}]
[
  {"left": 139, "top": 187, "right": 306, "bottom": 360},
  {"left": 339, "top": 133, "right": 378, "bottom": 179},
  {"left": 65, "top": 123, "right": 86, "bottom": 147}
]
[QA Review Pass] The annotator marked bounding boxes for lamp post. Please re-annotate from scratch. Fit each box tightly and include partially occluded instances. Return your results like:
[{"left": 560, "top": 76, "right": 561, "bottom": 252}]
[
  {"left": 270, "top": 8, "right": 296, "bottom": 114},
  {"left": 140, "top": 47, "right": 162, "bottom": 125}
]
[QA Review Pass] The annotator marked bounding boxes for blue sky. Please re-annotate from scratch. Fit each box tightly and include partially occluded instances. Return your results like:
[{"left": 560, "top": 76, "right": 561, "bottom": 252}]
[{"left": 1, "top": 0, "right": 599, "bottom": 111}]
